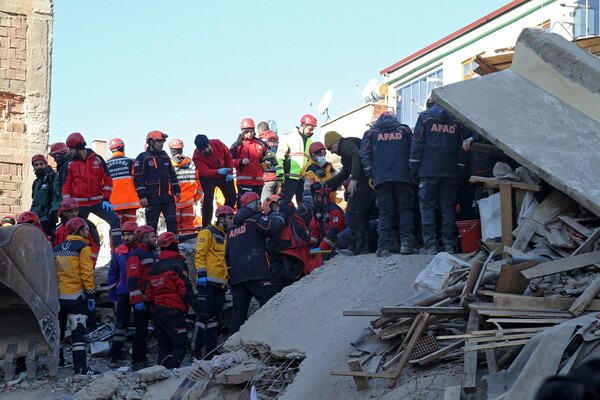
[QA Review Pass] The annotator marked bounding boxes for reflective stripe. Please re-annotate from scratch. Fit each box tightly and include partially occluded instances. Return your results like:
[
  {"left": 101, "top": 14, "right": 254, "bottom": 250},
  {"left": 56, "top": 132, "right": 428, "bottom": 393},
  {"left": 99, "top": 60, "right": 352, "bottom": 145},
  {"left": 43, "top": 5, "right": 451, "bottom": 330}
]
[
  {"left": 207, "top": 321, "right": 218, "bottom": 329},
  {"left": 63, "top": 194, "right": 71, "bottom": 198},
  {"left": 102, "top": 186, "right": 112, "bottom": 190},
  {"left": 91, "top": 195, "right": 104, "bottom": 200},
  {"left": 130, "top": 290, "right": 142, "bottom": 297},
  {"left": 59, "top": 291, "right": 83, "bottom": 300},
  {"left": 72, "top": 345, "right": 87, "bottom": 351},
  {"left": 236, "top": 176, "right": 264, "bottom": 180},
  {"left": 195, "top": 321, "right": 206, "bottom": 329},
  {"left": 112, "top": 202, "right": 141, "bottom": 208},
  {"left": 177, "top": 199, "right": 194, "bottom": 208},
  {"left": 284, "top": 173, "right": 301, "bottom": 178},
  {"left": 181, "top": 213, "right": 195, "bottom": 217},
  {"left": 409, "top": 159, "right": 420, "bottom": 162},
  {"left": 323, "top": 237, "right": 334, "bottom": 246},
  {"left": 112, "top": 176, "right": 133, "bottom": 180},
  {"left": 141, "top": 258, "right": 155, "bottom": 265}
]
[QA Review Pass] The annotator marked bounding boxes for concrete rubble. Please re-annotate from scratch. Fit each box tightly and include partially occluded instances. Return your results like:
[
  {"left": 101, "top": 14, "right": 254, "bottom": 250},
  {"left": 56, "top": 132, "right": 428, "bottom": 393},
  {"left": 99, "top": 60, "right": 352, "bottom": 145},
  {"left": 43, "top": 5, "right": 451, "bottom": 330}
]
[
  {"left": 135, "top": 365, "right": 170, "bottom": 383},
  {"left": 72, "top": 371, "right": 119, "bottom": 400}
]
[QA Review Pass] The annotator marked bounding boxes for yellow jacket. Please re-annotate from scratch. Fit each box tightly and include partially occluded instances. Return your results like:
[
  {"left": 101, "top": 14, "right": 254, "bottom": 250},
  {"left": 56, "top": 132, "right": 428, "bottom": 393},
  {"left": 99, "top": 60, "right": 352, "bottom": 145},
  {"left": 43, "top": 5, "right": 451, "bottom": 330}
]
[
  {"left": 276, "top": 127, "right": 313, "bottom": 180},
  {"left": 301, "top": 159, "right": 338, "bottom": 203},
  {"left": 195, "top": 223, "right": 228, "bottom": 288},
  {"left": 53, "top": 234, "right": 95, "bottom": 301}
]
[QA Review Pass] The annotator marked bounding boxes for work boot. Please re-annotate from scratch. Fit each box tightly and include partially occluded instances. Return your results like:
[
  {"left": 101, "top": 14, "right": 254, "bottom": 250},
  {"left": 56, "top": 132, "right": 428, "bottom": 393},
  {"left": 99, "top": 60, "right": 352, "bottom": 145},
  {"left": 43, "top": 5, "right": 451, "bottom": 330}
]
[
  {"left": 423, "top": 247, "right": 438, "bottom": 255},
  {"left": 400, "top": 245, "right": 415, "bottom": 255},
  {"left": 76, "top": 366, "right": 102, "bottom": 376},
  {"left": 337, "top": 248, "right": 355, "bottom": 256},
  {"left": 390, "top": 233, "right": 400, "bottom": 253},
  {"left": 443, "top": 245, "right": 455, "bottom": 254},
  {"left": 376, "top": 248, "right": 391, "bottom": 258}
]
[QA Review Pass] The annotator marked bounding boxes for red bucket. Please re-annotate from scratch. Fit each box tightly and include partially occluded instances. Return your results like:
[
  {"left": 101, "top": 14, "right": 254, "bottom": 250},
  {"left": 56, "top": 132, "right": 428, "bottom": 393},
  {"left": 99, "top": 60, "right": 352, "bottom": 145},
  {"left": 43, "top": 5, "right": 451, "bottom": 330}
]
[{"left": 456, "top": 219, "right": 482, "bottom": 253}]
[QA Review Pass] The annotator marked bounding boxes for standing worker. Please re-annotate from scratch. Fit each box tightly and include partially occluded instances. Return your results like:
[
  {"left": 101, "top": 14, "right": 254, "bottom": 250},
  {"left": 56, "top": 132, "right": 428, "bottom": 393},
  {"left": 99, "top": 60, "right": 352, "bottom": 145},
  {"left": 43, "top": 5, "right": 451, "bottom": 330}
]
[
  {"left": 257, "top": 120, "right": 280, "bottom": 203},
  {"left": 134, "top": 130, "right": 181, "bottom": 234},
  {"left": 192, "top": 205, "right": 234, "bottom": 359},
  {"left": 106, "top": 138, "right": 141, "bottom": 224},
  {"left": 30, "top": 154, "right": 60, "bottom": 236},
  {"left": 360, "top": 113, "right": 415, "bottom": 257},
  {"left": 192, "top": 134, "right": 237, "bottom": 227},
  {"left": 231, "top": 118, "right": 269, "bottom": 201},
  {"left": 276, "top": 114, "right": 317, "bottom": 203},
  {"left": 53, "top": 198, "right": 101, "bottom": 266},
  {"left": 169, "top": 138, "right": 202, "bottom": 234},
  {"left": 63, "top": 132, "right": 122, "bottom": 249},
  {"left": 410, "top": 103, "right": 468, "bottom": 254},
  {"left": 49, "top": 142, "right": 71, "bottom": 194}
]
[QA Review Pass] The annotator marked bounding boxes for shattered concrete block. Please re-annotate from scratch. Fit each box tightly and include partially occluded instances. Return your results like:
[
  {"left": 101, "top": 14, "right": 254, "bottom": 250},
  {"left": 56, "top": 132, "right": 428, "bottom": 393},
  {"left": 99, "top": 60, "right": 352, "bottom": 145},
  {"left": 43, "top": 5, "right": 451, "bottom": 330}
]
[
  {"left": 72, "top": 371, "right": 119, "bottom": 400},
  {"left": 136, "top": 365, "right": 170, "bottom": 382},
  {"left": 215, "top": 361, "right": 262, "bottom": 385}
]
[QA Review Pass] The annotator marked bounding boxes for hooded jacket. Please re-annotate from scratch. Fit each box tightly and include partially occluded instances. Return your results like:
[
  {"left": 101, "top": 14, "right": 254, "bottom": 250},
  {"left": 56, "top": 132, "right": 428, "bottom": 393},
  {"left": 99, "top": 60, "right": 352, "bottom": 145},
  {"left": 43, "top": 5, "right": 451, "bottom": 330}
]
[
  {"left": 171, "top": 154, "right": 202, "bottom": 208},
  {"left": 62, "top": 149, "right": 113, "bottom": 206},
  {"left": 126, "top": 242, "right": 159, "bottom": 304},
  {"left": 360, "top": 114, "right": 413, "bottom": 187},
  {"left": 108, "top": 241, "right": 136, "bottom": 300},
  {"left": 230, "top": 136, "right": 268, "bottom": 186},
  {"left": 53, "top": 217, "right": 100, "bottom": 266},
  {"left": 53, "top": 234, "right": 95, "bottom": 303},
  {"left": 409, "top": 104, "right": 468, "bottom": 180},
  {"left": 276, "top": 127, "right": 313, "bottom": 180},
  {"left": 192, "top": 139, "right": 234, "bottom": 179},
  {"left": 107, "top": 151, "right": 141, "bottom": 211},
  {"left": 195, "top": 223, "right": 228, "bottom": 288},
  {"left": 32, "top": 165, "right": 59, "bottom": 223},
  {"left": 134, "top": 149, "right": 180, "bottom": 204}
]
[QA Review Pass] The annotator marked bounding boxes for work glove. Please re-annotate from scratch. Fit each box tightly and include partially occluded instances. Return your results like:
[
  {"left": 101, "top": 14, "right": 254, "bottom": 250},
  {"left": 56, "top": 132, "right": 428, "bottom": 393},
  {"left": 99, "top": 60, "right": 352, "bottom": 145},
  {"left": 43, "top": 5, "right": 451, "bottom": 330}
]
[
  {"left": 226, "top": 174, "right": 234, "bottom": 182},
  {"left": 134, "top": 302, "right": 146, "bottom": 311},
  {"left": 217, "top": 167, "right": 231, "bottom": 175},
  {"left": 368, "top": 178, "right": 375, "bottom": 190},
  {"left": 102, "top": 201, "right": 113, "bottom": 211},
  {"left": 311, "top": 247, "right": 322, "bottom": 252},
  {"left": 462, "top": 137, "right": 475, "bottom": 151},
  {"left": 347, "top": 179, "right": 357, "bottom": 194},
  {"left": 241, "top": 158, "right": 249, "bottom": 165},
  {"left": 197, "top": 276, "right": 208, "bottom": 288},
  {"left": 87, "top": 300, "right": 96, "bottom": 312}
]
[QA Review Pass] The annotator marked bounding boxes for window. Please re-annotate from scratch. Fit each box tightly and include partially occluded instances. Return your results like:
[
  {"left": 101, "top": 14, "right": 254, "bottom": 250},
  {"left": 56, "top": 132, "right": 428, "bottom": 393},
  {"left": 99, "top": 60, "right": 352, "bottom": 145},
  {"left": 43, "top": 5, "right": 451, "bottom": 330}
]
[
  {"left": 462, "top": 52, "right": 485, "bottom": 80},
  {"left": 575, "top": 0, "right": 599, "bottom": 38},
  {"left": 538, "top": 19, "right": 551, "bottom": 31},
  {"left": 396, "top": 68, "right": 443, "bottom": 129}
]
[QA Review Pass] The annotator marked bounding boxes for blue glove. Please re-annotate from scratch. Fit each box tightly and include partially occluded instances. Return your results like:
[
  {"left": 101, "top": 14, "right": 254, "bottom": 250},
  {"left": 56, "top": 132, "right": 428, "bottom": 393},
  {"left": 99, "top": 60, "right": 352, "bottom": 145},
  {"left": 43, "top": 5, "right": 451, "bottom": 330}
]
[
  {"left": 218, "top": 168, "right": 231, "bottom": 175},
  {"left": 134, "top": 302, "right": 146, "bottom": 311},
  {"left": 87, "top": 300, "right": 96, "bottom": 312},
  {"left": 197, "top": 276, "right": 208, "bottom": 288},
  {"left": 102, "top": 201, "right": 113, "bottom": 211},
  {"left": 226, "top": 174, "right": 234, "bottom": 182},
  {"left": 311, "top": 248, "right": 323, "bottom": 252}
]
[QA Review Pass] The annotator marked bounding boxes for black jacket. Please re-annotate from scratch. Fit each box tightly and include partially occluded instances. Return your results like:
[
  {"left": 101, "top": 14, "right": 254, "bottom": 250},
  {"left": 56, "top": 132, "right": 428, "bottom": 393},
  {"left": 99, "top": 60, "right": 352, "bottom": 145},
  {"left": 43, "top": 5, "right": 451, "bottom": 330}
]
[
  {"left": 133, "top": 150, "right": 180, "bottom": 204},
  {"left": 409, "top": 104, "right": 468, "bottom": 180},
  {"left": 360, "top": 114, "right": 412, "bottom": 187},
  {"left": 226, "top": 207, "right": 285, "bottom": 285},
  {"left": 325, "top": 137, "right": 367, "bottom": 190}
]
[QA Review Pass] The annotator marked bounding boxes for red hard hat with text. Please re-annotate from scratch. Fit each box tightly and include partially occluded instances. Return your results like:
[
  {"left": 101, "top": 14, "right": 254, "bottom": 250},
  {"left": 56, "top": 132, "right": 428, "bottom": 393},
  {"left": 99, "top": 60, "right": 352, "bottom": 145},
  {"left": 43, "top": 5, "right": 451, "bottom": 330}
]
[
  {"left": 300, "top": 114, "right": 317, "bottom": 126},
  {"left": 109, "top": 138, "right": 125, "bottom": 150}
]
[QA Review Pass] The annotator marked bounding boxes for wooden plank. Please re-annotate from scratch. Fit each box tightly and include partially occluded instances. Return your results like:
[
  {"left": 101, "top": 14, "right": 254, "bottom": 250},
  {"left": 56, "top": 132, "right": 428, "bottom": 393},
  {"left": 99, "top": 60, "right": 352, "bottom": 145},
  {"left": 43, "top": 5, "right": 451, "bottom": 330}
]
[
  {"left": 559, "top": 216, "right": 593, "bottom": 237},
  {"left": 495, "top": 260, "right": 536, "bottom": 294},
  {"left": 461, "top": 253, "right": 486, "bottom": 296},
  {"left": 463, "top": 310, "right": 480, "bottom": 395},
  {"left": 414, "top": 340, "right": 465, "bottom": 366},
  {"left": 476, "top": 309, "right": 570, "bottom": 318},
  {"left": 499, "top": 184, "right": 514, "bottom": 249},
  {"left": 572, "top": 228, "right": 600, "bottom": 256},
  {"left": 486, "top": 318, "right": 570, "bottom": 324},
  {"left": 462, "top": 339, "right": 530, "bottom": 352},
  {"left": 512, "top": 221, "right": 538, "bottom": 251},
  {"left": 485, "top": 348, "right": 498, "bottom": 374},
  {"left": 569, "top": 273, "right": 600, "bottom": 317},
  {"left": 472, "top": 250, "right": 496, "bottom": 295},
  {"left": 482, "top": 291, "right": 600, "bottom": 310},
  {"left": 347, "top": 359, "right": 370, "bottom": 391},
  {"left": 437, "top": 327, "right": 546, "bottom": 339},
  {"left": 380, "top": 306, "right": 467, "bottom": 318},
  {"left": 521, "top": 251, "right": 600, "bottom": 279},
  {"left": 469, "top": 176, "right": 541, "bottom": 192},
  {"left": 474, "top": 54, "right": 499, "bottom": 74},
  {"left": 466, "top": 333, "right": 538, "bottom": 343}
]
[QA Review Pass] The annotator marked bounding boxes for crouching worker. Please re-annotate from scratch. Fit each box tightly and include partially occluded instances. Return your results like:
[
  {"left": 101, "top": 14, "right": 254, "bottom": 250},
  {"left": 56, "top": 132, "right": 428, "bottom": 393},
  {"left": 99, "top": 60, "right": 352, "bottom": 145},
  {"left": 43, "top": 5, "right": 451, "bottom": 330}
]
[
  {"left": 53, "top": 218, "right": 101, "bottom": 375},
  {"left": 192, "top": 205, "right": 234, "bottom": 360},
  {"left": 309, "top": 183, "right": 345, "bottom": 257},
  {"left": 146, "top": 232, "right": 203, "bottom": 369}
]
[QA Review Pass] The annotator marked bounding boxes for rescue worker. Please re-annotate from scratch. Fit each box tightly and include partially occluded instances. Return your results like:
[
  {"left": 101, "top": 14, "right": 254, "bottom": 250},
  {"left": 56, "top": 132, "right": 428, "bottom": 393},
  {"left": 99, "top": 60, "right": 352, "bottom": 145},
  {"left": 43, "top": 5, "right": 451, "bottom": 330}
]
[
  {"left": 323, "top": 131, "right": 373, "bottom": 256},
  {"left": 360, "top": 113, "right": 415, "bottom": 256},
  {"left": 107, "top": 220, "right": 138, "bottom": 368},
  {"left": 1, "top": 214, "right": 16, "bottom": 226},
  {"left": 126, "top": 225, "right": 158, "bottom": 370},
  {"left": 49, "top": 142, "right": 71, "bottom": 193},
  {"left": 53, "top": 198, "right": 101, "bottom": 266},
  {"left": 410, "top": 103, "right": 468, "bottom": 254},
  {"left": 309, "top": 183, "right": 345, "bottom": 254},
  {"left": 134, "top": 131, "right": 181, "bottom": 234},
  {"left": 301, "top": 141, "right": 337, "bottom": 203},
  {"left": 192, "top": 134, "right": 237, "bottom": 227},
  {"left": 106, "top": 138, "right": 141, "bottom": 224},
  {"left": 17, "top": 211, "right": 50, "bottom": 241},
  {"left": 257, "top": 121, "right": 280, "bottom": 203},
  {"left": 227, "top": 192, "right": 286, "bottom": 333},
  {"left": 63, "top": 132, "right": 121, "bottom": 249},
  {"left": 192, "top": 205, "right": 234, "bottom": 359},
  {"left": 146, "top": 232, "right": 203, "bottom": 369},
  {"left": 53, "top": 217, "right": 100, "bottom": 375},
  {"left": 30, "top": 154, "right": 60, "bottom": 235},
  {"left": 231, "top": 118, "right": 269, "bottom": 201},
  {"left": 276, "top": 114, "right": 317, "bottom": 203},
  {"left": 169, "top": 138, "right": 202, "bottom": 233}
]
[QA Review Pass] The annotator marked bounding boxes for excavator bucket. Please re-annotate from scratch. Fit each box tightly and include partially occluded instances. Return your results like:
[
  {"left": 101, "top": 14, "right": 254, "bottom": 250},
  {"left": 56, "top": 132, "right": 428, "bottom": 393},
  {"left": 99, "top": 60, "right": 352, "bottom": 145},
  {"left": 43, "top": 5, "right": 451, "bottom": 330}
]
[{"left": 0, "top": 224, "right": 60, "bottom": 379}]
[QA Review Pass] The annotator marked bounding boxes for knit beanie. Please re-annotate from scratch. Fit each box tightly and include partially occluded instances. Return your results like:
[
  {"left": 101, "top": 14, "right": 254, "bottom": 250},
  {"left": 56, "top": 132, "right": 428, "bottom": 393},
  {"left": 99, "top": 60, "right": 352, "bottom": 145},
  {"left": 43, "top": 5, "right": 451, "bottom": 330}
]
[
  {"left": 324, "top": 131, "right": 342, "bottom": 149},
  {"left": 194, "top": 134, "right": 210, "bottom": 150}
]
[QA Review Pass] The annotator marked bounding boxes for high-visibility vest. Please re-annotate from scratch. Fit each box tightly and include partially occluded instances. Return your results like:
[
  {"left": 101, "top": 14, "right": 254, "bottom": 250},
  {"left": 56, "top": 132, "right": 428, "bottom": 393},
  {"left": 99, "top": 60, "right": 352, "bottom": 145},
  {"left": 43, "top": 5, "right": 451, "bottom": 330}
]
[
  {"left": 106, "top": 152, "right": 141, "bottom": 210},
  {"left": 171, "top": 155, "right": 201, "bottom": 209}
]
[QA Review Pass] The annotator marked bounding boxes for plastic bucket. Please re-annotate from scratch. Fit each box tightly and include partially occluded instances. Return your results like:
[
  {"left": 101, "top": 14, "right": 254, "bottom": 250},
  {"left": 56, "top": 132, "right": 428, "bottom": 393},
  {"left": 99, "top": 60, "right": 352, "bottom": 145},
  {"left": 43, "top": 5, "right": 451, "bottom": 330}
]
[{"left": 456, "top": 219, "right": 482, "bottom": 253}]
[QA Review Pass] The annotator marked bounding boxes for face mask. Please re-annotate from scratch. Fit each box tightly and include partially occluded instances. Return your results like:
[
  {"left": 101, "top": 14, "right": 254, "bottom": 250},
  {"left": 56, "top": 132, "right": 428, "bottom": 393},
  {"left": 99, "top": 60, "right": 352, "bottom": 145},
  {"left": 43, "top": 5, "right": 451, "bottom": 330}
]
[{"left": 316, "top": 156, "right": 327, "bottom": 166}]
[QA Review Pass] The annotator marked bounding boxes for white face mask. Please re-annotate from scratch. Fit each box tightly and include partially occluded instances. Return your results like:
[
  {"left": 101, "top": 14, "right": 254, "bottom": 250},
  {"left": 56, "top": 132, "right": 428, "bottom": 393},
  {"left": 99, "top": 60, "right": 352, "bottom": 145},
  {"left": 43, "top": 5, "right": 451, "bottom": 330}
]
[{"left": 316, "top": 156, "right": 327, "bottom": 166}]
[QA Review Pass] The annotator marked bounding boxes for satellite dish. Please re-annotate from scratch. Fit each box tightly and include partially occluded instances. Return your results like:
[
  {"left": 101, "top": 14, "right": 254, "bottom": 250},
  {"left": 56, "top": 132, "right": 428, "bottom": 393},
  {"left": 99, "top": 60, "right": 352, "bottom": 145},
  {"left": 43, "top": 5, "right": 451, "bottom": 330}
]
[
  {"left": 318, "top": 90, "right": 333, "bottom": 115},
  {"left": 361, "top": 78, "right": 378, "bottom": 99}
]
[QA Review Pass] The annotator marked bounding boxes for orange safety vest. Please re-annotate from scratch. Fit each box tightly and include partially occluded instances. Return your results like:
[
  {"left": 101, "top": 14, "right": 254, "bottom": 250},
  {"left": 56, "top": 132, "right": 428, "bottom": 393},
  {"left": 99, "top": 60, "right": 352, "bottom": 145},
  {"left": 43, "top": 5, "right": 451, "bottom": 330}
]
[
  {"left": 171, "top": 155, "right": 202, "bottom": 209},
  {"left": 106, "top": 152, "right": 141, "bottom": 211}
]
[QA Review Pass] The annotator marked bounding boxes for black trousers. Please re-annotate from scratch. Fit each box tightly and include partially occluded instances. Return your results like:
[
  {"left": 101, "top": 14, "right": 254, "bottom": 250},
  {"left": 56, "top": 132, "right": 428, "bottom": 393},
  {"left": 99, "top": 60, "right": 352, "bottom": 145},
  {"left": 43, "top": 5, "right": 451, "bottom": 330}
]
[
  {"left": 199, "top": 177, "right": 237, "bottom": 227},
  {"left": 376, "top": 182, "right": 415, "bottom": 250},
  {"left": 418, "top": 178, "right": 459, "bottom": 250},
  {"left": 145, "top": 200, "right": 177, "bottom": 233},
  {"left": 153, "top": 307, "right": 188, "bottom": 369},
  {"left": 230, "top": 280, "right": 274, "bottom": 334},
  {"left": 345, "top": 181, "right": 374, "bottom": 252},
  {"left": 132, "top": 307, "right": 151, "bottom": 364},
  {"left": 59, "top": 300, "right": 88, "bottom": 372},
  {"left": 79, "top": 202, "right": 122, "bottom": 249},
  {"left": 280, "top": 178, "right": 304, "bottom": 204},
  {"left": 236, "top": 184, "right": 263, "bottom": 208},
  {"left": 110, "top": 294, "right": 130, "bottom": 360},
  {"left": 192, "top": 285, "right": 226, "bottom": 359}
]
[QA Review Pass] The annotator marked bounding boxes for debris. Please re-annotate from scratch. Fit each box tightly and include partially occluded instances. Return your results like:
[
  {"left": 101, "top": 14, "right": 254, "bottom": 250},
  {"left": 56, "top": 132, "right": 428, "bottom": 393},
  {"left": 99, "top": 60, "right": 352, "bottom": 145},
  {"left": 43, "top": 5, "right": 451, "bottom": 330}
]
[
  {"left": 136, "top": 365, "right": 170, "bottom": 383},
  {"left": 72, "top": 371, "right": 119, "bottom": 400}
]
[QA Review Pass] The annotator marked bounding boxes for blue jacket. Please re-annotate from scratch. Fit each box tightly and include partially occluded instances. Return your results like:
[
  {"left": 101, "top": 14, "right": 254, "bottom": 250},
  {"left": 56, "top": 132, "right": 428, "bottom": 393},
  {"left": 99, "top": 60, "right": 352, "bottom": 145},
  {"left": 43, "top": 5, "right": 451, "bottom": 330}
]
[
  {"left": 226, "top": 207, "right": 285, "bottom": 285},
  {"left": 409, "top": 104, "right": 468, "bottom": 180},
  {"left": 360, "top": 114, "right": 412, "bottom": 187},
  {"left": 133, "top": 149, "right": 180, "bottom": 204},
  {"left": 107, "top": 242, "right": 136, "bottom": 300}
]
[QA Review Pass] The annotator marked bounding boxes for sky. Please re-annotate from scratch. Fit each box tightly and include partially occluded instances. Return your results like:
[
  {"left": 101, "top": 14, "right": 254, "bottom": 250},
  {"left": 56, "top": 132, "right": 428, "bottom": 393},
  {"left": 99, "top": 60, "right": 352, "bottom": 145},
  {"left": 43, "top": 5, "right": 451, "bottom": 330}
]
[{"left": 49, "top": 0, "right": 510, "bottom": 156}]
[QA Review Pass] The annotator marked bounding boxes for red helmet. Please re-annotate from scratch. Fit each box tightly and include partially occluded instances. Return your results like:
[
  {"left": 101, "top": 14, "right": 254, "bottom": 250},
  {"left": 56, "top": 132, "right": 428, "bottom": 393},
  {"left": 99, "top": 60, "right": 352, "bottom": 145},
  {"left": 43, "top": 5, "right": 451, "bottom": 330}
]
[
  {"left": 300, "top": 114, "right": 317, "bottom": 126},
  {"left": 61, "top": 198, "right": 79, "bottom": 210},
  {"left": 133, "top": 225, "right": 155, "bottom": 241},
  {"left": 31, "top": 154, "right": 47, "bottom": 165},
  {"left": 156, "top": 232, "right": 179, "bottom": 247},
  {"left": 240, "top": 118, "right": 255, "bottom": 130},
  {"left": 66, "top": 217, "right": 88, "bottom": 234},
  {"left": 49, "top": 142, "right": 68, "bottom": 156},
  {"left": 18, "top": 211, "right": 40, "bottom": 224},
  {"left": 309, "top": 141, "right": 326, "bottom": 156},
  {"left": 169, "top": 138, "right": 184, "bottom": 149},
  {"left": 146, "top": 130, "right": 168, "bottom": 142},
  {"left": 109, "top": 138, "right": 125, "bottom": 150},
  {"left": 262, "top": 195, "right": 281, "bottom": 215},
  {"left": 122, "top": 221, "right": 138, "bottom": 233},
  {"left": 240, "top": 192, "right": 260, "bottom": 207},
  {"left": 215, "top": 205, "right": 235, "bottom": 218},
  {"left": 66, "top": 132, "right": 86, "bottom": 148}
]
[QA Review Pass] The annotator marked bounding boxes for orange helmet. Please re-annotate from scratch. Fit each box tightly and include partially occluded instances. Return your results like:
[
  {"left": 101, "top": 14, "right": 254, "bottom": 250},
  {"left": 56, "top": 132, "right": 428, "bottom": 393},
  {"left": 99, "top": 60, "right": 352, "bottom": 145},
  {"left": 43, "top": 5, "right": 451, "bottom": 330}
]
[
  {"left": 66, "top": 217, "right": 88, "bottom": 234},
  {"left": 262, "top": 195, "right": 281, "bottom": 215},
  {"left": 31, "top": 154, "right": 47, "bottom": 165},
  {"left": 309, "top": 142, "right": 326, "bottom": 156},
  {"left": 121, "top": 221, "right": 138, "bottom": 233},
  {"left": 66, "top": 132, "right": 86, "bottom": 149},
  {"left": 215, "top": 205, "right": 235, "bottom": 218},
  {"left": 300, "top": 114, "right": 317, "bottom": 126},
  {"left": 17, "top": 211, "right": 40, "bottom": 225},
  {"left": 240, "top": 192, "right": 260, "bottom": 207},
  {"left": 240, "top": 118, "right": 255, "bottom": 130},
  {"left": 109, "top": 138, "right": 125, "bottom": 150},
  {"left": 156, "top": 232, "right": 179, "bottom": 248},
  {"left": 146, "top": 130, "right": 168, "bottom": 143},
  {"left": 61, "top": 198, "right": 79, "bottom": 210},
  {"left": 169, "top": 138, "right": 184, "bottom": 149},
  {"left": 49, "top": 142, "right": 68, "bottom": 156},
  {"left": 133, "top": 225, "right": 155, "bottom": 241}
]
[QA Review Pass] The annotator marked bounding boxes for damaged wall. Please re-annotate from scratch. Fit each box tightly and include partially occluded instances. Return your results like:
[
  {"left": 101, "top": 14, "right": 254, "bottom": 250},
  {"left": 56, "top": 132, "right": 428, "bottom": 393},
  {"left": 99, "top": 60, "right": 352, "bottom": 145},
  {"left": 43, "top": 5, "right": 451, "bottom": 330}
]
[{"left": 0, "top": 0, "right": 53, "bottom": 215}]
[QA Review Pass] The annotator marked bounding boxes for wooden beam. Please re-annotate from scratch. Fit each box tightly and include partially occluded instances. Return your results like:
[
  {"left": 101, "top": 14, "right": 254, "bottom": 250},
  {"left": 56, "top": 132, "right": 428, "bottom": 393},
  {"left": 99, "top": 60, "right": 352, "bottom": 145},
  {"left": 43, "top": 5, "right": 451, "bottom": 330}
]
[
  {"left": 479, "top": 290, "right": 600, "bottom": 310},
  {"left": 569, "top": 273, "right": 600, "bottom": 317},
  {"left": 559, "top": 216, "right": 593, "bottom": 237},
  {"left": 486, "top": 318, "right": 570, "bottom": 324},
  {"left": 462, "top": 339, "right": 530, "bottom": 352},
  {"left": 380, "top": 306, "right": 467, "bottom": 318},
  {"left": 414, "top": 340, "right": 465, "bottom": 366},
  {"left": 521, "top": 251, "right": 600, "bottom": 279},
  {"left": 572, "top": 228, "right": 600, "bottom": 256},
  {"left": 469, "top": 176, "right": 541, "bottom": 192},
  {"left": 474, "top": 54, "right": 500, "bottom": 74},
  {"left": 463, "top": 310, "right": 480, "bottom": 395},
  {"left": 485, "top": 348, "right": 498, "bottom": 374},
  {"left": 347, "top": 359, "right": 370, "bottom": 391},
  {"left": 499, "top": 183, "right": 514, "bottom": 249}
]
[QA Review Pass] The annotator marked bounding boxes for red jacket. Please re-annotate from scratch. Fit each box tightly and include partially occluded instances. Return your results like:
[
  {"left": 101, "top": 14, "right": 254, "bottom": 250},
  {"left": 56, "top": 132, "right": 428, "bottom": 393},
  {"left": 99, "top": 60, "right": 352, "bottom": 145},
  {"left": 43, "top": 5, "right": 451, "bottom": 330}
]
[
  {"left": 258, "top": 130, "right": 279, "bottom": 182},
  {"left": 310, "top": 203, "right": 345, "bottom": 250},
  {"left": 230, "top": 137, "right": 268, "bottom": 186},
  {"left": 192, "top": 139, "right": 233, "bottom": 179},
  {"left": 62, "top": 149, "right": 113, "bottom": 206},
  {"left": 126, "top": 243, "right": 159, "bottom": 304}
]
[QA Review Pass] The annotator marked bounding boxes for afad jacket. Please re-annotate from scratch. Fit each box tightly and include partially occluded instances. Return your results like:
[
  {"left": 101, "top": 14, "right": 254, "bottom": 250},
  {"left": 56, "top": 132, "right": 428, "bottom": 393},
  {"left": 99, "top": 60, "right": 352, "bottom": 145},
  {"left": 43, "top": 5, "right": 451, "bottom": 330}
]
[
  {"left": 226, "top": 207, "right": 285, "bottom": 285},
  {"left": 230, "top": 136, "right": 268, "bottom": 186},
  {"left": 133, "top": 149, "right": 180, "bottom": 205},
  {"left": 146, "top": 250, "right": 202, "bottom": 314},
  {"left": 106, "top": 151, "right": 141, "bottom": 211},
  {"left": 276, "top": 127, "right": 313, "bottom": 180},
  {"left": 195, "top": 223, "right": 228, "bottom": 288},
  {"left": 107, "top": 241, "right": 137, "bottom": 300},
  {"left": 171, "top": 155, "right": 202, "bottom": 209},
  {"left": 360, "top": 113, "right": 413, "bottom": 187},
  {"left": 53, "top": 218, "right": 101, "bottom": 266},
  {"left": 192, "top": 139, "right": 234, "bottom": 179},
  {"left": 126, "top": 243, "right": 159, "bottom": 305},
  {"left": 62, "top": 149, "right": 113, "bottom": 206},
  {"left": 53, "top": 234, "right": 95, "bottom": 304}
]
